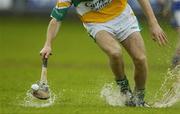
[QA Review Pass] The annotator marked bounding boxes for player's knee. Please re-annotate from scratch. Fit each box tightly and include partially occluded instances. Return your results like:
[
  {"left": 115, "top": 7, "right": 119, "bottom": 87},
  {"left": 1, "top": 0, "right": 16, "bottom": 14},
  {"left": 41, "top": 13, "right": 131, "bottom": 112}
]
[
  {"left": 108, "top": 49, "right": 122, "bottom": 60},
  {"left": 133, "top": 55, "right": 147, "bottom": 65}
]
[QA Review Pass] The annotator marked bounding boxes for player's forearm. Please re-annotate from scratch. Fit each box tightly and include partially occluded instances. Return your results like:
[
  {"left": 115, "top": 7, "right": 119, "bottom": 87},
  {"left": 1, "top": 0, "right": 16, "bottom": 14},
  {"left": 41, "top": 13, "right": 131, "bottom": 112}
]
[
  {"left": 137, "top": 0, "right": 158, "bottom": 26},
  {"left": 44, "top": 18, "right": 61, "bottom": 47}
]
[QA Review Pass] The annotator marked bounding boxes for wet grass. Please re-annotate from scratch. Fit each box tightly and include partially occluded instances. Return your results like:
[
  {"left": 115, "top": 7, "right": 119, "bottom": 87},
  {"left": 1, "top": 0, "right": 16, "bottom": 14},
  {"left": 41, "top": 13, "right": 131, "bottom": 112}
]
[{"left": 0, "top": 16, "right": 180, "bottom": 114}]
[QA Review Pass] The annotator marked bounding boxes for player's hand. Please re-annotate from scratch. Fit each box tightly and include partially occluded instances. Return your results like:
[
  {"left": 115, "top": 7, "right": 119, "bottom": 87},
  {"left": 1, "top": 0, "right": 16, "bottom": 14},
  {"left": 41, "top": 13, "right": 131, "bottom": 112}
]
[
  {"left": 40, "top": 46, "right": 52, "bottom": 59},
  {"left": 149, "top": 23, "right": 168, "bottom": 46}
]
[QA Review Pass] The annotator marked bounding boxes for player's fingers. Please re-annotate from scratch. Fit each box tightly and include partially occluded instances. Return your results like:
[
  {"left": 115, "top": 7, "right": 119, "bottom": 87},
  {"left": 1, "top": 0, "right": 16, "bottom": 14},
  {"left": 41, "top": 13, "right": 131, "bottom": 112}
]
[
  {"left": 155, "top": 34, "right": 162, "bottom": 46},
  {"left": 160, "top": 32, "right": 168, "bottom": 46},
  {"left": 162, "top": 32, "right": 168, "bottom": 43},
  {"left": 152, "top": 33, "right": 157, "bottom": 41},
  {"left": 158, "top": 38, "right": 162, "bottom": 46},
  {"left": 153, "top": 33, "right": 161, "bottom": 46},
  {"left": 157, "top": 34, "right": 165, "bottom": 46},
  {"left": 45, "top": 52, "right": 50, "bottom": 59},
  {"left": 157, "top": 32, "right": 168, "bottom": 46},
  {"left": 40, "top": 52, "right": 45, "bottom": 58},
  {"left": 160, "top": 36, "right": 166, "bottom": 46}
]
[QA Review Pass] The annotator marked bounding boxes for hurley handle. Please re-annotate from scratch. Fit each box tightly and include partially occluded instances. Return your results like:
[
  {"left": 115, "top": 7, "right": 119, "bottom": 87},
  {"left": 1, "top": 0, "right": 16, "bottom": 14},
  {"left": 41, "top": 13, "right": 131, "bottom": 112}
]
[
  {"left": 40, "top": 58, "right": 48, "bottom": 84},
  {"left": 42, "top": 58, "right": 48, "bottom": 68}
]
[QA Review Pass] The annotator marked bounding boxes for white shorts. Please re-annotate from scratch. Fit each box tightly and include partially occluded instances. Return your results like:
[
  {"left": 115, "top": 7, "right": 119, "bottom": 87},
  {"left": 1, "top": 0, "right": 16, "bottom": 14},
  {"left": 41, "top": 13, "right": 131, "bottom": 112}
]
[{"left": 83, "top": 4, "right": 140, "bottom": 42}]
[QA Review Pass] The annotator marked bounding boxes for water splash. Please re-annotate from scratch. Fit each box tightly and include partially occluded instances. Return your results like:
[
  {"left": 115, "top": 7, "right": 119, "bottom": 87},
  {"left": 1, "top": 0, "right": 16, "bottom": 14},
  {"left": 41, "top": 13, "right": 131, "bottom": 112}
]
[
  {"left": 100, "top": 83, "right": 126, "bottom": 107},
  {"left": 101, "top": 66, "right": 180, "bottom": 107},
  {"left": 20, "top": 89, "right": 57, "bottom": 108},
  {"left": 152, "top": 66, "right": 180, "bottom": 108}
]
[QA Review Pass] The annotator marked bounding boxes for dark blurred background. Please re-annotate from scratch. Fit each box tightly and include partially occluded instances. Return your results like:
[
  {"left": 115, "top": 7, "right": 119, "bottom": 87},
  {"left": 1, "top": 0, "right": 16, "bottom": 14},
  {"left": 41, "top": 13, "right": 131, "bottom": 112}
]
[{"left": 0, "top": 0, "right": 163, "bottom": 16}]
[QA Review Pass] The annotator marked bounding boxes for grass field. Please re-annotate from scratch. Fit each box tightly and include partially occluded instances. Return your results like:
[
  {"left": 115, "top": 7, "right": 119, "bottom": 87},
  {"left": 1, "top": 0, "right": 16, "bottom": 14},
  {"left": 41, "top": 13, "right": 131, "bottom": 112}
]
[{"left": 0, "top": 16, "right": 180, "bottom": 114}]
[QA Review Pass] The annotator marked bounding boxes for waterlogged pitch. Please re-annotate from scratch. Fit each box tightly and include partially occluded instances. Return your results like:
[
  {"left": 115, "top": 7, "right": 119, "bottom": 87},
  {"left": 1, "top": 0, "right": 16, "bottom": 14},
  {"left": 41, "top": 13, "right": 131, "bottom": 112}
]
[{"left": 0, "top": 16, "right": 180, "bottom": 114}]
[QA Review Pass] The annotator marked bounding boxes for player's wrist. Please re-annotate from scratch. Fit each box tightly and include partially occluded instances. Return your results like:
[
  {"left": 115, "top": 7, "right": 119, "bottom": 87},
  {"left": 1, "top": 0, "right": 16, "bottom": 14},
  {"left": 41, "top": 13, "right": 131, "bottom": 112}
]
[
  {"left": 148, "top": 18, "right": 158, "bottom": 27},
  {"left": 44, "top": 41, "right": 52, "bottom": 48}
]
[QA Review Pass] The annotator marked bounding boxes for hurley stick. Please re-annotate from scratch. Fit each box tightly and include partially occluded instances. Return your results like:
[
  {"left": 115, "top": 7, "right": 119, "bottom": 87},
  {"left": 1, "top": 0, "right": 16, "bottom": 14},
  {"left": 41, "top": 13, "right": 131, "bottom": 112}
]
[{"left": 40, "top": 58, "right": 48, "bottom": 84}]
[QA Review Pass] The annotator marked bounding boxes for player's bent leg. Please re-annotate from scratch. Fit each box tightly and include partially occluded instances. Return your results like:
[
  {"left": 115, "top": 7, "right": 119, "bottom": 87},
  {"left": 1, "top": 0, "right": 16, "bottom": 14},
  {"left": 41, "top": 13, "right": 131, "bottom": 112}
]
[
  {"left": 95, "top": 30, "right": 133, "bottom": 106},
  {"left": 121, "top": 32, "right": 147, "bottom": 90},
  {"left": 121, "top": 32, "right": 148, "bottom": 106},
  {"left": 95, "top": 30, "right": 125, "bottom": 80}
]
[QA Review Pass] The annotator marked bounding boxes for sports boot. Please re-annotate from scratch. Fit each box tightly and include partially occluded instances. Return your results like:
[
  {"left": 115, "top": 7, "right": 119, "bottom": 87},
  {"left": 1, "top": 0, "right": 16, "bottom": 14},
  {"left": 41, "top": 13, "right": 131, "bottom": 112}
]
[
  {"left": 116, "top": 78, "right": 134, "bottom": 106},
  {"left": 132, "top": 88, "right": 146, "bottom": 107}
]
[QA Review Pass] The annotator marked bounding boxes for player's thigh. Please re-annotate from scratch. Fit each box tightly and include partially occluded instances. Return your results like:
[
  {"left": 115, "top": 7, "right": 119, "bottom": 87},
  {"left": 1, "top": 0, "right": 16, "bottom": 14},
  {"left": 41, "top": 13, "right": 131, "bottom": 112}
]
[
  {"left": 121, "top": 32, "right": 146, "bottom": 60},
  {"left": 95, "top": 30, "right": 122, "bottom": 55}
]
